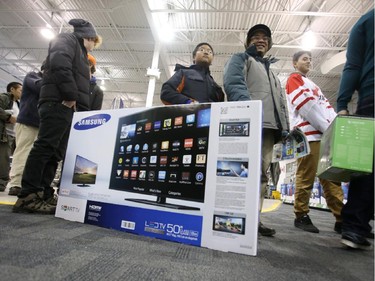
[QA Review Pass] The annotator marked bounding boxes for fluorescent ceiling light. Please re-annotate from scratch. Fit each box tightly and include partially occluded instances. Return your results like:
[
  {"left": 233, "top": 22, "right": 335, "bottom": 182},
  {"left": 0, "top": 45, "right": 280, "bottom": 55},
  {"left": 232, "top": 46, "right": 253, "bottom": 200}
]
[
  {"left": 159, "top": 25, "right": 174, "bottom": 42},
  {"left": 301, "top": 30, "right": 316, "bottom": 51},
  {"left": 149, "top": 0, "right": 175, "bottom": 42},
  {"left": 40, "top": 26, "right": 55, "bottom": 40}
]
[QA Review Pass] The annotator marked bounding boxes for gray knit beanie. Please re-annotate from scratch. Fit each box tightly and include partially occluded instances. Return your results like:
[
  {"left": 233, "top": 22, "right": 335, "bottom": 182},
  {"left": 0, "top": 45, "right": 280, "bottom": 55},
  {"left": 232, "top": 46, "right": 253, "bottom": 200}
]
[{"left": 68, "top": 19, "right": 97, "bottom": 38}]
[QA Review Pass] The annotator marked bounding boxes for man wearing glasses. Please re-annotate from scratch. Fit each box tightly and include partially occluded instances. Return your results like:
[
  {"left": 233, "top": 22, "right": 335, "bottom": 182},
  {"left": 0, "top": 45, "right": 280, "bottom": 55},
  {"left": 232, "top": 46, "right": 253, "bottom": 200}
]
[
  {"left": 223, "top": 24, "right": 290, "bottom": 237},
  {"left": 13, "top": 19, "right": 101, "bottom": 214},
  {"left": 161, "top": 42, "right": 225, "bottom": 104}
]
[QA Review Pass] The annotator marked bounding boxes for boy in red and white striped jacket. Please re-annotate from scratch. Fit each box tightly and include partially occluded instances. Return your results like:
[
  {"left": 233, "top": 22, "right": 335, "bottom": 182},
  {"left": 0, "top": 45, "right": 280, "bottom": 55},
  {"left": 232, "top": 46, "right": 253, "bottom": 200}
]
[{"left": 285, "top": 51, "right": 343, "bottom": 234}]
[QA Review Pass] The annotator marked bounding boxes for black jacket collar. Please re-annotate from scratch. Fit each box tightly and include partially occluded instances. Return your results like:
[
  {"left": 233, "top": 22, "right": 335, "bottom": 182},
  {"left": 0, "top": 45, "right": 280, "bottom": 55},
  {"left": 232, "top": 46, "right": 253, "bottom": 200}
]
[{"left": 174, "top": 63, "right": 210, "bottom": 74}]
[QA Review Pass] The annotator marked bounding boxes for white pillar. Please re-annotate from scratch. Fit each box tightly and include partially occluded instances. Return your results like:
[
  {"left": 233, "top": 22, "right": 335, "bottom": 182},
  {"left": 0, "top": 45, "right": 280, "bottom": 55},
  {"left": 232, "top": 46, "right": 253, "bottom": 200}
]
[{"left": 145, "top": 42, "right": 161, "bottom": 107}]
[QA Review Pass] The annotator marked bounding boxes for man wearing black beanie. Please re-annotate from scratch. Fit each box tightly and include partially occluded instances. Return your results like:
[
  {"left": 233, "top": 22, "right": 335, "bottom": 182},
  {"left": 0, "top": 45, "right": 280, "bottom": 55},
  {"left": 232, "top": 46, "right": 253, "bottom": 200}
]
[
  {"left": 13, "top": 19, "right": 100, "bottom": 214},
  {"left": 161, "top": 42, "right": 225, "bottom": 104}
]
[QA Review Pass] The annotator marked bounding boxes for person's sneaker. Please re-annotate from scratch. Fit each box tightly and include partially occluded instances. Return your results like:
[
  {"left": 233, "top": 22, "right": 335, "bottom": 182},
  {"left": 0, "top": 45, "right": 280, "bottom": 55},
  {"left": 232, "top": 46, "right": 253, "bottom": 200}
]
[
  {"left": 334, "top": 221, "right": 342, "bottom": 234},
  {"left": 0, "top": 184, "right": 5, "bottom": 192},
  {"left": 12, "top": 193, "right": 56, "bottom": 214},
  {"left": 258, "top": 222, "right": 276, "bottom": 236},
  {"left": 8, "top": 186, "right": 21, "bottom": 196},
  {"left": 294, "top": 215, "right": 319, "bottom": 233},
  {"left": 341, "top": 231, "right": 372, "bottom": 250},
  {"left": 45, "top": 194, "right": 58, "bottom": 206},
  {"left": 334, "top": 222, "right": 373, "bottom": 238}
]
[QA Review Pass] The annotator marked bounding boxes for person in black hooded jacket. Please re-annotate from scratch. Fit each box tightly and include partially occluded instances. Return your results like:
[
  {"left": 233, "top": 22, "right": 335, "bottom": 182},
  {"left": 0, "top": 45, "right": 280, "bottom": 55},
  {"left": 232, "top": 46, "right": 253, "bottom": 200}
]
[
  {"left": 13, "top": 18, "right": 101, "bottom": 214},
  {"left": 160, "top": 42, "right": 225, "bottom": 104}
]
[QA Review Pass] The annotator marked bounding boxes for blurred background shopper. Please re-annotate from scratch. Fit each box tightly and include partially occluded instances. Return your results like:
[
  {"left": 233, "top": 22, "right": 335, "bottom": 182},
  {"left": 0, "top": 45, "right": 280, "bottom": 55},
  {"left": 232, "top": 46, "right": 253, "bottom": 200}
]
[
  {"left": 88, "top": 53, "right": 104, "bottom": 110},
  {"left": 0, "top": 82, "right": 22, "bottom": 192},
  {"left": 7, "top": 65, "right": 44, "bottom": 196}
]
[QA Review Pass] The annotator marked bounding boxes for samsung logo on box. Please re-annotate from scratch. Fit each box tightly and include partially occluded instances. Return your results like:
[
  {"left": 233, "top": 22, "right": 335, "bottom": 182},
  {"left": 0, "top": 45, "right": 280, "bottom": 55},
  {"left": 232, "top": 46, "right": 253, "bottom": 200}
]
[{"left": 74, "top": 114, "right": 111, "bottom": 130}]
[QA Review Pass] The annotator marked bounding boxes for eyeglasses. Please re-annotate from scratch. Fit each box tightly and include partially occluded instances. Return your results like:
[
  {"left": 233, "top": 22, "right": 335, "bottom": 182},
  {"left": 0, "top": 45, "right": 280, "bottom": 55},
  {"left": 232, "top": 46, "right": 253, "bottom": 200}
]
[
  {"left": 197, "top": 47, "right": 213, "bottom": 55},
  {"left": 250, "top": 35, "right": 270, "bottom": 42}
]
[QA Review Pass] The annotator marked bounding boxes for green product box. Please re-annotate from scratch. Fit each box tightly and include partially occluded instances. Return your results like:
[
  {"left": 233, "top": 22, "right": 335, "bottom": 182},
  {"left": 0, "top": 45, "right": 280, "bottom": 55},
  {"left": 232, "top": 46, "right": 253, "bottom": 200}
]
[{"left": 317, "top": 115, "right": 374, "bottom": 182}]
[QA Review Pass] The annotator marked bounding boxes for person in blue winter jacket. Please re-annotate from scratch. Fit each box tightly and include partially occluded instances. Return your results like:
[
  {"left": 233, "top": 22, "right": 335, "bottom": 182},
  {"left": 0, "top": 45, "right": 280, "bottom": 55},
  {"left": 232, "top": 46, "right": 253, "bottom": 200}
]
[
  {"left": 160, "top": 42, "right": 225, "bottom": 104},
  {"left": 7, "top": 66, "right": 44, "bottom": 197}
]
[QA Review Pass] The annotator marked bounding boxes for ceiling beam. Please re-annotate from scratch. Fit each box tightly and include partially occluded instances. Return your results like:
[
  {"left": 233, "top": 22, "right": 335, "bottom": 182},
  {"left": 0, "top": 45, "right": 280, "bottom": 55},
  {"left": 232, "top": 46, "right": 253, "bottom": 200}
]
[
  {"left": 0, "top": 68, "right": 22, "bottom": 85},
  {"left": 0, "top": 8, "right": 364, "bottom": 18},
  {"left": 0, "top": 25, "right": 350, "bottom": 37},
  {"left": 150, "top": 9, "right": 363, "bottom": 17},
  {"left": 0, "top": 42, "right": 346, "bottom": 51}
]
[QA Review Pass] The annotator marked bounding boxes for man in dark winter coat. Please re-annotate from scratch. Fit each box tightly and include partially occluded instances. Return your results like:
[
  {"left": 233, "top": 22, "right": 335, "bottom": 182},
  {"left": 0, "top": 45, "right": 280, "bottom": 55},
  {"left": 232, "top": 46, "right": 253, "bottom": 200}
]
[
  {"left": 160, "top": 42, "right": 225, "bottom": 104},
  {"left": 13, "top": 18, "right": 100, "bottom": 214},
  {"left": 8, "top": 67, "right": 43, "bottom": 196}
]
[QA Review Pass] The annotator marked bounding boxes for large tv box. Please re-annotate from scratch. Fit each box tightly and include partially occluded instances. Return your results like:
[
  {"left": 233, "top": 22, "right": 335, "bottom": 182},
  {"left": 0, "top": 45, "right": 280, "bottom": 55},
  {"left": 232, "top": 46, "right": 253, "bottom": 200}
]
[{"left": 317, "top": 115, "right": 374, "bottom": 182}]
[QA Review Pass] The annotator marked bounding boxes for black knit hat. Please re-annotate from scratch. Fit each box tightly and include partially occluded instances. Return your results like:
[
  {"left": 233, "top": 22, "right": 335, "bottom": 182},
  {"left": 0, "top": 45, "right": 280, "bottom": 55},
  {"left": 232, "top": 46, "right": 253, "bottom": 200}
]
[
  {"left": 68, "top": 19, "right": 97, "bottom": 38},
  {"left": 245, "top": 24, "right": 273, "bottom": 49},
  {"left": 192, "top": 42, "right": 214, "bottom": 58}
]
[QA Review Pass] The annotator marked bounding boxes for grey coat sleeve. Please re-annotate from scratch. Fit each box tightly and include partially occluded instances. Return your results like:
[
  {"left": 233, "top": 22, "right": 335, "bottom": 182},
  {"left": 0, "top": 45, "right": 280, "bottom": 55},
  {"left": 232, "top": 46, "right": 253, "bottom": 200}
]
[{"left": 223, "top": 52, "right": 251, "bottom": 101}]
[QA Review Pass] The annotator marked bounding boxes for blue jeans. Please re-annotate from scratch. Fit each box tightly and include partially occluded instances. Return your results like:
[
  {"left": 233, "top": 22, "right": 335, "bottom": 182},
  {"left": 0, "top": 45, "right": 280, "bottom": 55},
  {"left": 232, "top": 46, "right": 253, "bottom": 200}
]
[{"left": 20, "top": 102, "right": 74, "bottom": 197}]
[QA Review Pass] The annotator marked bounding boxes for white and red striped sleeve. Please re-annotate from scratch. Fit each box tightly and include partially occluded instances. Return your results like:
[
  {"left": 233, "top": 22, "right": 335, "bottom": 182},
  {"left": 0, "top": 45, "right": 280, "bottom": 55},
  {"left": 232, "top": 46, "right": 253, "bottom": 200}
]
[{"left": 286, "top": 73, "right": 335, "bottom": 134}]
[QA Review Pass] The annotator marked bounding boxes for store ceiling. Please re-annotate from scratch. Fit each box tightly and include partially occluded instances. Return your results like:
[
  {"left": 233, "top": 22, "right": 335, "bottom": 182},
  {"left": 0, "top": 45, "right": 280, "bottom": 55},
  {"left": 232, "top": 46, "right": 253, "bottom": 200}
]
[{"left": 0, "top": 0, "right": 373, "bottom": 110}]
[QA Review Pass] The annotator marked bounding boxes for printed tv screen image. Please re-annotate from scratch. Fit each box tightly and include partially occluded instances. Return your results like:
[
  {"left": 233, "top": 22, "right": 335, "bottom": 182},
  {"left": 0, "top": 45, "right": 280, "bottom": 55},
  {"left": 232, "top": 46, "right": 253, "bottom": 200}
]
[
  {"left": 213, "top": 214, "right": 246, "bottom": 235},
  {"left": 72, "top": 155, "right": 98, "bottom": 186},
  {"left": 219, "top": 121, "right": 249, "bottom": 137},
  {"left": 120, "top": 124, "right": 136, "bottom": 139},
  {"left": 109, "top": 104, "right": 212, "bottom": 210},
  {"left": 216, "top": 160, "right": 249, "bottom": 178}
]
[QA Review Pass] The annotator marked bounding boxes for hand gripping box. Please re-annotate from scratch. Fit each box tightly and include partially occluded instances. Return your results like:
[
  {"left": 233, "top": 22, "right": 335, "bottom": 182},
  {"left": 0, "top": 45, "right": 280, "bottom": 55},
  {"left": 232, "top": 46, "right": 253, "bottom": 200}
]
[{"left": 317, "top": 115, "right": 374, "bottom": 182}]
